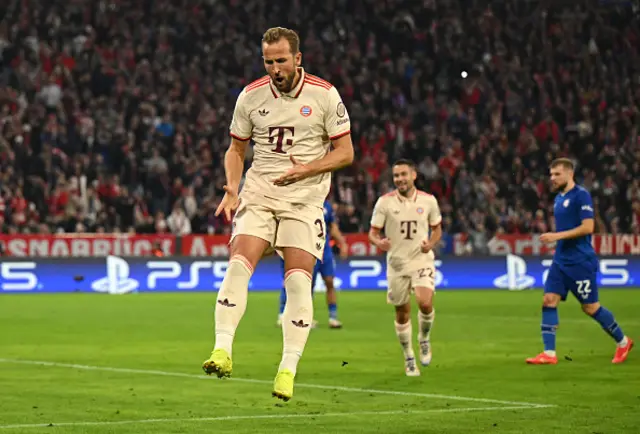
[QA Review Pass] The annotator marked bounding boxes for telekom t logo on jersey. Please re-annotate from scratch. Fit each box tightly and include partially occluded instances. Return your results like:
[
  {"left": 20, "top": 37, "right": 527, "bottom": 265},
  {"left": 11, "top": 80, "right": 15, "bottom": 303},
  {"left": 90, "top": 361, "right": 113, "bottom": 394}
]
[
  {"left": 400, "top": 220, "right": 418, "bottom": 240},
  {"left": 269, "top": 126, "right": 295, "bottom": 154}
]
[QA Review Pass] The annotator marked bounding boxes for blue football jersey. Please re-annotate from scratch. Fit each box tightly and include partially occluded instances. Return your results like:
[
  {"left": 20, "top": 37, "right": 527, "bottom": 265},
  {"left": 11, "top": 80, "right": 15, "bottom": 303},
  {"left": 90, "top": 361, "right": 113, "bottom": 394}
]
[
  {"left": 323, "top": 200, "right": 334, "bottom": 247},
  {"left": 553, "top": 185, "right": 597, "bottom": 265}
]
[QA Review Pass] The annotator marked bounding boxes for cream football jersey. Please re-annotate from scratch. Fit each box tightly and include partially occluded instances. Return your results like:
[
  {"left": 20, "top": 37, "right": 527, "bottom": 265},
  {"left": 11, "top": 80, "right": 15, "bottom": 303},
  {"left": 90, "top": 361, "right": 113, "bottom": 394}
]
[
  {"left": 229, "top": 67, "right": 351, "bottom": 208},
  {"left": 371, "top": 189, "right": 442, "bottom": 276}
]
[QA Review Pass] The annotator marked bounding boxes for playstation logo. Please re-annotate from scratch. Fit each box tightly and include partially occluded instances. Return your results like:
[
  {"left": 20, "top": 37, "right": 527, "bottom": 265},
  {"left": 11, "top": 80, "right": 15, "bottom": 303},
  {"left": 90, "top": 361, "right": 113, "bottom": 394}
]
[
  {"left": 493, "top": 254, "right": 536, "bottom": 290},
  {"left": 91, "top": 255, "right": 140, "bottom": 294}
]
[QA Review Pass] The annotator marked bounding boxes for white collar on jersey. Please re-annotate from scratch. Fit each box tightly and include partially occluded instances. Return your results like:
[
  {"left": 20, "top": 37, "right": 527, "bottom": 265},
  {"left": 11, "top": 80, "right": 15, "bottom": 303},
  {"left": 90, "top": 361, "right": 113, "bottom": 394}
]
[{"left": 269, "top": 67, "right": 306, "bottom": 99}]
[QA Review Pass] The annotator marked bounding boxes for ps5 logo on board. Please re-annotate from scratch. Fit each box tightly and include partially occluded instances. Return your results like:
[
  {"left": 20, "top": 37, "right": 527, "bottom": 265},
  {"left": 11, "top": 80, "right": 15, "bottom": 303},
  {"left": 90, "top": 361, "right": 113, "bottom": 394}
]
[
  {"left": 91, "top": 255, "right": 140, "bottom": 294},
  {"left": 493, "top": 254, "right": 536, "bottom": 290}
]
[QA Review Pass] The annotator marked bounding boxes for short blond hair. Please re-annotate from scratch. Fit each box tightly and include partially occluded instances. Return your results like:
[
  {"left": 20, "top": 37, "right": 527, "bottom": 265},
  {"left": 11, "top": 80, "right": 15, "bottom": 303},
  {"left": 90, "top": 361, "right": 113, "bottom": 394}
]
[
  {"left": 550, "top": 157, "right": 575, "bottom": 171},
  {"left": 262, "top": 27, "right": 300, "bottom": 54}
]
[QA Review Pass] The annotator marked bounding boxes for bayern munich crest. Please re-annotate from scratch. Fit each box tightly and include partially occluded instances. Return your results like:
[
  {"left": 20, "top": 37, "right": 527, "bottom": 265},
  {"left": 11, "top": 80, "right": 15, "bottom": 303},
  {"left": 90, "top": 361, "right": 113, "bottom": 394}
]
[
  {"left": 300, "top": 105, "right": 312, "bottom": 117},
  {"left": 417, "top": 207, "right": 424, "bottom": 214}
]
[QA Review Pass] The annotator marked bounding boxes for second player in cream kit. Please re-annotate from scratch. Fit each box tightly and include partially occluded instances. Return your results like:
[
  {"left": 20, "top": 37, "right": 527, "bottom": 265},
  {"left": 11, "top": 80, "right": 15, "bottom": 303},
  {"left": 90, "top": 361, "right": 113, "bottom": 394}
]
[{"left": 371, "top": 189, "right": 442, "bottom": 292}]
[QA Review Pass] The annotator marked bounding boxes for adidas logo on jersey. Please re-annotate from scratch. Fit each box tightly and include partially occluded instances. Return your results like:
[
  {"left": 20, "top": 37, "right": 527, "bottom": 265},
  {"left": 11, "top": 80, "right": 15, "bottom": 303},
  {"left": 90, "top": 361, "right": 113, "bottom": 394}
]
[{"left": 258, "top": 109, "right": 269, "bottom": 116}]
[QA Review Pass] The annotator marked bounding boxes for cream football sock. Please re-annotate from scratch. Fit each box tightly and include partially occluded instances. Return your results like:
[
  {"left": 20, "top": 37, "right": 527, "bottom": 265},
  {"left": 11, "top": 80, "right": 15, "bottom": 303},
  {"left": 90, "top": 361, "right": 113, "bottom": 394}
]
[
  {"left": 213, "top": 255, "right": 252, "bottom": 357},
  {"left": 418, "top": 310, "right": 435, "bottom": 342},
  {"left": 278, "top": 269, "right": 314, "bottom": 375},
  {"left": 395, "top": 321, "right": 415, "bottom": 359}
]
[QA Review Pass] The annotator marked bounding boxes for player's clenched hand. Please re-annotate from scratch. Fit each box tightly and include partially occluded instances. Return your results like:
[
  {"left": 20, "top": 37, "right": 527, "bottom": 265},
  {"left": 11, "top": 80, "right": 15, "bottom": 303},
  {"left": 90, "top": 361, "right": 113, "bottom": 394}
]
[
  {"left": 421, "top": 239, "right": 433, "bottom": 253},
  {"left": 215, "top": 185, "right": 240, "bottom": 221},
  {"left": 273, "top": 155, "right": 311, "bottom": 186},
  {"left": 377, "top": 238, "right": 391, "bottom": 252},
  {"left": 540, "top": 232, "right": 559, "bottom": 244}
]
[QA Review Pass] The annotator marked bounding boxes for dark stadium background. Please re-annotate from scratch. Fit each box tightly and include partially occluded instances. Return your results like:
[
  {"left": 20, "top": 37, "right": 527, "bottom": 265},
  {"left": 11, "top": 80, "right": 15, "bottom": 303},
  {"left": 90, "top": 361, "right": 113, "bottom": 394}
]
[{"left": 0, "top": 0, "right": 637, "bottom": 243}]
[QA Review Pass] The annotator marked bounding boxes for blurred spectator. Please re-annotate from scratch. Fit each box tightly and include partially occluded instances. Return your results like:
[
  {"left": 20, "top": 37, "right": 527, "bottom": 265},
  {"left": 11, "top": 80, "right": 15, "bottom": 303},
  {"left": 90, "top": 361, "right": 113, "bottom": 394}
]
[
  {"left": 167, "top": 201, "right": 192, "bottom": 236},
  {"left": 0, "top": 0, "right": 637, "bottom": 239}
]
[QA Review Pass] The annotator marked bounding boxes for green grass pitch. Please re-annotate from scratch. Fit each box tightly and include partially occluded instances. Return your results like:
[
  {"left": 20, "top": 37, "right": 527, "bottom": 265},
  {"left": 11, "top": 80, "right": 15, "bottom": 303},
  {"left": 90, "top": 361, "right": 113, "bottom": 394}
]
[{"left": 0, "top": 289, "right": 638, "bottom": 433}]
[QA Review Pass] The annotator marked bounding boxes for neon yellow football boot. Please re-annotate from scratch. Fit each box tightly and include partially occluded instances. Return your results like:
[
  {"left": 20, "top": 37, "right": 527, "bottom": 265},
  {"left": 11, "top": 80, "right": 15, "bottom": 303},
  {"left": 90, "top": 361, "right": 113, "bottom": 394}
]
[
  {"left": 272, "top": 369, "right": 295, "bottom": 401},
  {"left": 202, "top": 348, "right": 232, "bottom": 378}
]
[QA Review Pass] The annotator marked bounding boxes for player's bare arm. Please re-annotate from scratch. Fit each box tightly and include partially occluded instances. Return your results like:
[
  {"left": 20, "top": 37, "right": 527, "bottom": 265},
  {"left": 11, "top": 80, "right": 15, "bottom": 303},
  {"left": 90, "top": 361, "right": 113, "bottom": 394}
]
[
  {"left": 330, "top": 221, "right": 349, "bottom": 259},
  {"left": 540, "top": 218, "right": 594, "bottom": 244},
  {"left": 304, "top": 133, "right": 354, "bottom": 176},
  {"left": 368, "top": 226, "right": 391, "bottom": 252},
  {"left": 273, "top": 134, "right": 354, "bottom": 186},
  {"left": 421, "top": 223, "right": 442, "bottom": 253},
  {"left": 215, "top": 137, "right": 249, "bottom": 221}
]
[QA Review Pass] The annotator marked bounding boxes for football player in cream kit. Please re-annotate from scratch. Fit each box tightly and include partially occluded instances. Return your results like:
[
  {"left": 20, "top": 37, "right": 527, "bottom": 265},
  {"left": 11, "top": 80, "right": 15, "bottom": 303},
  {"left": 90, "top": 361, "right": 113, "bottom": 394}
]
[
  {"left": 202, "top": 27, "right": 354, "bottom": 401},
  {"left": 368, "top": 160, "right": 442, "bottom": 376}
]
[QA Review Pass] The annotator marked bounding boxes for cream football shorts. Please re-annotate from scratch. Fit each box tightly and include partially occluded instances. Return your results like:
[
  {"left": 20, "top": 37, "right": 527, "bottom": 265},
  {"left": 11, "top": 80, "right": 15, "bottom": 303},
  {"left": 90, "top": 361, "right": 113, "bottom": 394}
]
[
  {"left": 386, "top": 265, "right": 436, "bottom": 306},
  {"left": 230, "top": 191, "right": 325, "bottom": 261}
]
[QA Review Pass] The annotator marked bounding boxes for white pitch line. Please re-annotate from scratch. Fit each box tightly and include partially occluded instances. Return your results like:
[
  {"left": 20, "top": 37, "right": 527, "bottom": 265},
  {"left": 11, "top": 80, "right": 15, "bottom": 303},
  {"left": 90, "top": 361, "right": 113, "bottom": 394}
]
[
  {"left": 0, "top": 358, "right": 552, "bottom": 408},
  {"left": 0, "top": 405, "right": 553, "bottom": 430}
]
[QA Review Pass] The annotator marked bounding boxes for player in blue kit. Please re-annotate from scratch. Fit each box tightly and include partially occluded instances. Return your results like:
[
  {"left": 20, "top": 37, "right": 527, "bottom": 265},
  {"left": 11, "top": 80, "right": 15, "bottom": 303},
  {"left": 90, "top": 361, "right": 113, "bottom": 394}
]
[
  {"left": 526, "top": 158, "right": 634, "bottom": 365},
  {"left": 277, "top": 199, "right": 348, "bottom": 329}
]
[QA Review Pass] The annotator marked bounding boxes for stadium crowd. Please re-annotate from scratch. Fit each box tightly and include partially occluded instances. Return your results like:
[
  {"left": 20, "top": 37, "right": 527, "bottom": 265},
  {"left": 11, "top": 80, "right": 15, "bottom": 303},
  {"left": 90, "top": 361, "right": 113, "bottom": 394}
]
[{"left": 0, "top": 0, "right": 639, "bottom": 244}]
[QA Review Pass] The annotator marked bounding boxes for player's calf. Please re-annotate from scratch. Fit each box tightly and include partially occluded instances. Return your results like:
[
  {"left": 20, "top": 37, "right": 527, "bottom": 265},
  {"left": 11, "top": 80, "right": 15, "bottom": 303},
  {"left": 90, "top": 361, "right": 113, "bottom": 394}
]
[
  {"left": 415, "top": 286, "right": 435, "bottom": 366},
  {"left": 278, "top": 252, "right": 315, "bottom": 379},
  {"left": 274, "top": 267, "right": 313, "bottom": 401},
  {"left": 526, "top": 294, "right": 560, "bottom": 364},
  {"left": 211, "top": 254, "right": 254, "bottom": 360},
  {"left": 395, "top": 317, "right": 419, "bottom": 376},
  {"left": 394, "top": 319, "right": 414, "bottom": 359},
  {"left": 541, "top": 294, "right": 560, "bottom": 355},
  {"left": 584, "top": 303, "right": 633, "bottom": 363},
  {"left": 277, "top": 313, "right": 318, "bottom": 329},
  {"left": 324, "top": 276, "right": 341, "bottom": 327},
  {"left": 539, "top": 305, "right": 559, "bottom": 357},
  {"left": 417, "top": 309, "right": 434, "bottom": 367}
]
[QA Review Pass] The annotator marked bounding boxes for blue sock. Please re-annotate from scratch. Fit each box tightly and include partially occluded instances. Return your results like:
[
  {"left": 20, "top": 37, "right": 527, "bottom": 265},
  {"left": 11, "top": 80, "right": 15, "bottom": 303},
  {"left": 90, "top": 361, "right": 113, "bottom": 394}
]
[
  {"left": 328, "top": 303, "right": 338, "bottom": 320},
  {"left": 591, "top": 306, "right": 625, "bottom": 343},
  {"left": 279, "top": 287, "right": 287, "bottom": 315},
  {"left": 541, "top": 306, "right": 559, "bottom": 352}
]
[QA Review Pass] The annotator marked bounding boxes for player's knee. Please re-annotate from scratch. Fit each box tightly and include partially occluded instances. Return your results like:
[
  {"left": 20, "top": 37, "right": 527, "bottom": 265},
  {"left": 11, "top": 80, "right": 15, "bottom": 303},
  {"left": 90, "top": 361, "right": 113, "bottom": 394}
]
[
  {"left": 230, "top": 235, "right": 269, "bottom": 267},
  {"left": 581, "top": 302, "right": 600, "bottom": 316},
  {"left": 395, "top": 305, "right": 410, "bottom": 324},
  {"left": 283, "top": 247, "right": 316, "bottom": 274},
  {"left": 542, "top": 293, "right": 560, "bottom": 307},
  {"left": 415, "top": 287, "right": 434, "bottom": 313},
  {"left": 417, "top": 299, "right": 433, "bottom": 314},
  {"left": 396, "top": 311, "right": 410, "bottom": 324}
]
